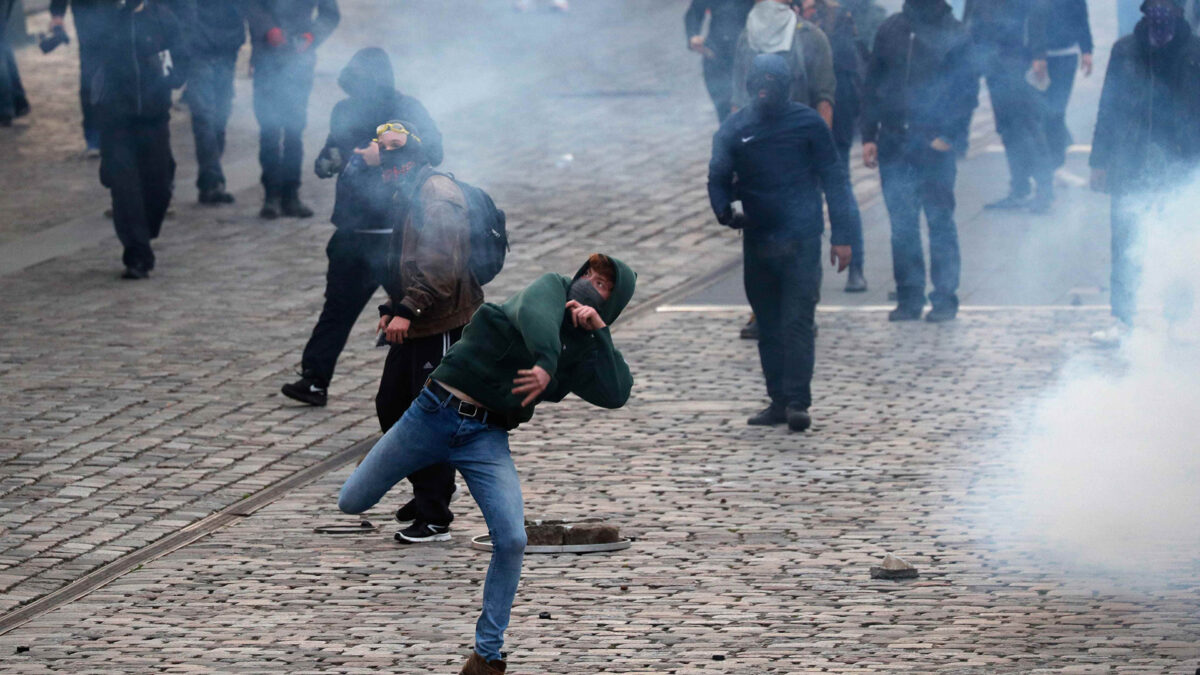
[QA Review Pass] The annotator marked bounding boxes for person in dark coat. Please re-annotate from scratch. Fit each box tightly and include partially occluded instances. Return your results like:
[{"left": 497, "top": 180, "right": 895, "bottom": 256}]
[
  {"left": 283, "top": 48, "right": 444, "bottom": 408},
  {"left": 800, "top": 0, "right": 869, "bottom": 292},
  {"left": 685, "top": 0, "right": 755, "bottom": 122},
  {"left": 49, "top": 0, "right": 119, "bottom": 154},
  {"left": 1088, "top": 0, "right": 1200, "bottom": 345},
  {"left": 244, "top": 0, "right": 339, "bottom": 219},
  {"left": 708, "top": 53, "right": 858, "bottom": 432},
  {"left": 964, "top": 0, "right": 1055, "bottom": 212},
  {"left": 1028, "top": 0, "right": 1094, "bottom": 170},
  {"left": 183, "top": 0, "right": 244, "bottom": 204},
  {"left": 91, "top": 0, "right": 189, "bottom": 278},
  {"left": 0, "top": 0, "right": 30, "bottom": 126},
  {"left": 861, "top": 0, "right": 979, "bottom": 322}
]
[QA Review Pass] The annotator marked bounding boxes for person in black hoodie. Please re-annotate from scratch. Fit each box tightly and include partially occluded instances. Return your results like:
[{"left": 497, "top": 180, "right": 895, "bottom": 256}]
[
  {"left": 964, "top": 0, "right": 1055, "bottom": 212},
  {"left": 244, "top": 0, "right": 339, "bottom": 219},
  {"left": 282, "top": 48, "right": 444, "bottom": 409},
  {"left": 708, "top": 53, "right": 859, "bottom": 432},
  {"left": 92, "top": 0, "right": 189, "bottom": 279},
  {"left": 49, "top": 0, "right": 119, "bottom": 154},
  {"left": 1088, "top": 0, "right": 1200, "bottom": 346},
  {"left": 1027, "top": 0, "right": 1094, "bottom": 170},
  {"left": 861, "top": 0, "right": 978, "bottom": 322},
  {"left": 183, "top": 0, "right": 244, "bottom": 204},
  {"left": 685, "top": 0, "right": 755, "bottom": 122}
]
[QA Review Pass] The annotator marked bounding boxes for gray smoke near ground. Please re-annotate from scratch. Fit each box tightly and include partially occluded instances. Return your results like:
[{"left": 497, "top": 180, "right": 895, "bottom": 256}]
[{"left": 1005, "top": 172, "right": 1200, "bottom": 582}]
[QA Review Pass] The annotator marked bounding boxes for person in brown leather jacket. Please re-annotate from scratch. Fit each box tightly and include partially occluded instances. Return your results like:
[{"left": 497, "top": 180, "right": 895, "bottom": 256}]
[{"left": 364, "top": 120, "right": 483, "bottom": 544}]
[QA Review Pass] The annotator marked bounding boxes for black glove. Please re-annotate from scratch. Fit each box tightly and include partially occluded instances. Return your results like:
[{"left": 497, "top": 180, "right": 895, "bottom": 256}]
[
  {"left": 727, "top": 213, "right": 749, "bottom": 230},
  {"left": 314, "top": 146, "right": 344, "bottom": 179}
]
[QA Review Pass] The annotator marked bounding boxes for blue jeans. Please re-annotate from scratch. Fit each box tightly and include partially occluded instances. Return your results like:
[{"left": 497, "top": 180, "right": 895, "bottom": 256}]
[
  {"left": 339, "top": 387, "right": 526, "bottom": 662},
  {"left": 879, "top": 137, "right": 961, "bottom": 311}
]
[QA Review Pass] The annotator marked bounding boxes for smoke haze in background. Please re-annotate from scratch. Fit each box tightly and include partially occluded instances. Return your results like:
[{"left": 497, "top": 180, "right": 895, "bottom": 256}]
[{"left": 1008, "top": 172, "right": 1200, "bottom": 582}]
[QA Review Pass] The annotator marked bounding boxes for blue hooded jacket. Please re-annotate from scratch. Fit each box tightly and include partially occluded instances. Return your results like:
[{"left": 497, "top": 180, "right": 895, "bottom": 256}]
[{"left": 708, "top": 53, "right": 861, "bottom": 246}]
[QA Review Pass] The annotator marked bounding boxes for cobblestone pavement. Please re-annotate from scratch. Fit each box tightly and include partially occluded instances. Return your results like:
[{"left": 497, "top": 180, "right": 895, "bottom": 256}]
[{"left": 3, "top": 309, "right": 1198, "bottom": 673}]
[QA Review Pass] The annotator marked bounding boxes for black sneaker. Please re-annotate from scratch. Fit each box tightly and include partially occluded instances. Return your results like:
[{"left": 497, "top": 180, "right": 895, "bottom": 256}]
[
  {"left": 121, "top": 265, "right": 149, "bottom": 280},
  {"left": 395, "top": 522, "right": 451, "bottom": 544},
  {"left": 199, "top": 183, "right": 236, "bottom": 204},
  {"left": 281, "top": 376, "right": 328, "bottom": 406},
  {"left": 260, "top": 194, "right": 282, "bottom": 219},
  {"left": 888, "top": 305, "right": 923, "bottom": 322},
  {"left": 281, "top": 193, "right": 314, "bottom": 218},
  {"left": 785, "top": 404, "right": 812, "bottom": 432},
  {"left": 925, "top": 305, "right": 957, "bottom": 323},
  {"left": 740, "top": 316, "right": 759, "bottom": 340},
  {"left": 984, "top": 193, "right": 1031, "bottom": 210},
  {"left": 394, "top": 484, "right": 459, "bottom": 526},
  {"left": 747, "top": 404, "right": 786, "bottom": 426}
]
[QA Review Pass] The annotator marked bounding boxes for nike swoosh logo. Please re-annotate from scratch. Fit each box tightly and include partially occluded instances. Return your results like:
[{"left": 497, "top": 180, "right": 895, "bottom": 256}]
[
  {"left": 309, "top": 385, "right": 324, "bottom": 393},
  {"left": 741, "top": 136, "right": 755, "bottom": 143}
]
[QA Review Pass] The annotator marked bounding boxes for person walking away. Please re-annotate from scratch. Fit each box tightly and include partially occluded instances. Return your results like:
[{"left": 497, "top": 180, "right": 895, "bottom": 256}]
[
  {"left": 1088, "top": 0, "right": 1200, "bottom": 346},
  {"left": 709, "top": 53, "right": 859, "bottom": 432},
  {"left": 48, "top": 0, "right": 117, "bottom": 155},
  {"left": 964, "top": 0, "right": 1056, "bottom": 213},
  {"left": 1028, "top": 0, "right": 1094, "bottom": 173},
  {"left": 93, "top": 0, "right": 189, "bottom": 279},
  {"left": 800, "top": 0, "right": 869, "bottom": 292},
  {"left": 861, "top": 0, "right": 979, "bottom": 322},
  {"left": 0, "top": 0, "right": 31, "bottom": 127},
  {"left": 372, "top": 121, "right": 479, "bottom": 544},
  {"left": 244, "top": 0, "right": 339, "bottom": 219},
  {"left": 184, "top": 0, "right": 244, "bottom": 205},
  {"left": 686, "top": 0, "right": 755, "bottom": 122},
  {"left": 338, "top": 254, "right": 636, "bottom": 675},
  {"left": 282, "top": 48, "right": 445, "bottom": 408}
]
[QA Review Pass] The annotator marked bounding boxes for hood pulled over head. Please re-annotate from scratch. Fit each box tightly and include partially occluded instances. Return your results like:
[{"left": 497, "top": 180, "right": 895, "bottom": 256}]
[
  {"left": 902, "top": 0, "right": 951, "bottom": 23},
  {"left": 338, "top": 47, "right": 396, "bottom": 100},
  {"left": 569, "top": 254, "right": 637, "bottom": 326},
  {"left": 747, "top": 53, "right": 793, "bottom": 116}
]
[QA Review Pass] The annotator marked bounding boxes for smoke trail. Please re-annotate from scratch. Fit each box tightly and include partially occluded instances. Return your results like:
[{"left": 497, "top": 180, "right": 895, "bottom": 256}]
[{"left": 1011, "top": 171, "right": 1200, "bottom": 580}]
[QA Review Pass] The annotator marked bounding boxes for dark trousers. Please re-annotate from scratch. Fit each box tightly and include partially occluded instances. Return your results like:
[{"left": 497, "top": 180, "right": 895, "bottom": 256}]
[
  {"left": 252, "top": 54, "right": 314, "bottom": 195},
  {"left": 835, "top": 139, "right": 865, "bottom": 271},
  {"left": 300, "top": 230, "right": 390, "bottom": 385},
  {"left": 74, "top": 9, "right": 104, "bottom": 148},
  {"left": 980, "top": 46, "right": 1053, "bottom": 198},
  {"left": 376, "top": 327, "right": 464, "bottom": 526},
  {"left": 1109, "top": 194, "right": 1140, "bottom": 324},
  {"left": 0, "top": 35, "right": 27, "bottom": 121},
  {"left": 186, "top": 51, "right": 238, "bottom": 192},
  {"left": 744, "top": 235, "right": 822, "bottom": 409},
  {"left": 702, "top": 50, "right": 736, "bottom": 122},
  {"left": 1041, "top": 53, "right": 1078, "bottom": 170},
  {"left": 879, "top": 139, "right": 960, "bottom": 311},
  {"left": 99, "top": 118, "right": 176, "bottom": 270}
]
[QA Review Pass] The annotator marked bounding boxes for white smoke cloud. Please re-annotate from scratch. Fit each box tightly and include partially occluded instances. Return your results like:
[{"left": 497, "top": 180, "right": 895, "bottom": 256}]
[{"left": 1011, "top": 172, "right": 1200, "bottom": 580}]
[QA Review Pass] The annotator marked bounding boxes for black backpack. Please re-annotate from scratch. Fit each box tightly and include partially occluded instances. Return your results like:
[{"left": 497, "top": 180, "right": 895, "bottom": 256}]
[{"left": 419, "top": 170, "right": 509, "bottom": 286}]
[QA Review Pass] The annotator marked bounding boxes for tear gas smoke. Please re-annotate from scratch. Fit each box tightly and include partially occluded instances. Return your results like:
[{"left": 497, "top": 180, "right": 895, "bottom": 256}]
[{"left": 1010, "top": 171, "right": 1200, "bottom": 580}]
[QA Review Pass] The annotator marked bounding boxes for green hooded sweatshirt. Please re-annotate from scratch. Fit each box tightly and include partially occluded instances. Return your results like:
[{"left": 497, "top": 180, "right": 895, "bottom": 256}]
[{"left": 431, "top": 255, "right": 637, "bottom": 427}]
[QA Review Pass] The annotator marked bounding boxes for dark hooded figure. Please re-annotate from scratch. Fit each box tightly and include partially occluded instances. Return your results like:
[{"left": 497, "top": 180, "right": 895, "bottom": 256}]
[
  {"left": 1088, "top": 0, "right": 1200, "bottom": 346},
  {"left": 708, "top": 53, "right": 860, "bottom": 432},
  {"left": 339, "top": 254, "right": 635, "bottom": 675},
  {"left": 282, "top": 49, "right": 446, "bottom": 407},
  {"left": 861, "top": 0, "right": 979, "bottom": 322}
]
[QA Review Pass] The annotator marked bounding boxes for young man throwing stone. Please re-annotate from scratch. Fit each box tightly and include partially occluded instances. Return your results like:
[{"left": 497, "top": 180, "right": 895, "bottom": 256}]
[{"left": 338, "top": 253, "right": 636, "bottom": 675}]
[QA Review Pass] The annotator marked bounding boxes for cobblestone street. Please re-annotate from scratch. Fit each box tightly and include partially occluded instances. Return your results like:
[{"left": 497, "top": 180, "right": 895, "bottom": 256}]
[{"left": 1, "top": 0, "right": 1197, "bottom": 672}]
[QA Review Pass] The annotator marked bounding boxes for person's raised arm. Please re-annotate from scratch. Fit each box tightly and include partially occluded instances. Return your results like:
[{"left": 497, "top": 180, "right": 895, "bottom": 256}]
[{"left": 543, "top": 328, "right": 633, "bottom": 409}]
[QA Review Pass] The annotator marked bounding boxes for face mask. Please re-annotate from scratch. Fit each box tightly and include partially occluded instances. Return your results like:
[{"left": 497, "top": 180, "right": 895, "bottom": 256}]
[
  {"left": 1146, "top": 4, "right": 1179, "bottom": 48},
  {"left": 567, "top": 277, "right": 605, "bottom": 310},
  {"left": 748, "top": 71, "right": 790, "bottom": 116}
]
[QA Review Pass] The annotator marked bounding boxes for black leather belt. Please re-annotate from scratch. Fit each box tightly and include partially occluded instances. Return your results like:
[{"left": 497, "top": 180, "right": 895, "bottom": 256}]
[{"left": 426, "top": 379, "right": 511, "bottom": 429}]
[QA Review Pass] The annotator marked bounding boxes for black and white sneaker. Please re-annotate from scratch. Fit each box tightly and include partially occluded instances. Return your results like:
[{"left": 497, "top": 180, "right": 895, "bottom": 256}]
[
  {"left": 281, "top": 375, "right": 328, "bottom": 407},
  {"left": 395, "top": 522, "right": 451, "bottom": 544},
  {"left": 394, "top": 483, "right": 461, "bottom": 527}
]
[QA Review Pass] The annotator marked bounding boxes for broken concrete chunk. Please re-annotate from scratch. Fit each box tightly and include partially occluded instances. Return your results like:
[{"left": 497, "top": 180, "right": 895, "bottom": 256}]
[
  {"left": 870, "top": 553, "right": 919, "bottom": 580},
  {"left": 525, "top": 523, "right": 565, "bottom": 546},
  {"left": 562, "top": 523, "right": 621, "bottom": 545}
]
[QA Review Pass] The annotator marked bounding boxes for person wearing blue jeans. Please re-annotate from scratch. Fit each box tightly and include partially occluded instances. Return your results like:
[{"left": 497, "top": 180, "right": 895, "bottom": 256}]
[{"left": 339, "top": 253, "right": 636, "bottom": 675}]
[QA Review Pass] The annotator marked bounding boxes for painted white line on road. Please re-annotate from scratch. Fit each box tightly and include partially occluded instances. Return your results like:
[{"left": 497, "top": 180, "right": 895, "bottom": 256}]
[{"left": 656, "top": 304, "right": 1109, "bottom": 313}]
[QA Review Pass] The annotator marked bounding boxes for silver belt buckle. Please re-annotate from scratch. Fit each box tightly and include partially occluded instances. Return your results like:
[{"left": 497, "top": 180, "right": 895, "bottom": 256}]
[{"left": 457, "top": 399, "right": 479, "bottom": 418}]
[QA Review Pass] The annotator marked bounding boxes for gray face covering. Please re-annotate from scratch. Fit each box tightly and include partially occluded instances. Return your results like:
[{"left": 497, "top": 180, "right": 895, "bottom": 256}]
[{"left": 567, "top": 277, "right": 605, "bottom": 310}]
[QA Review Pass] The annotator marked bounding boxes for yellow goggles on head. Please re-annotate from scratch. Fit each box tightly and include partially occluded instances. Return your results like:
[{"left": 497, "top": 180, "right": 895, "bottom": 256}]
[{"left": 374, "top": 122, "right": 421, "bottom": 144}]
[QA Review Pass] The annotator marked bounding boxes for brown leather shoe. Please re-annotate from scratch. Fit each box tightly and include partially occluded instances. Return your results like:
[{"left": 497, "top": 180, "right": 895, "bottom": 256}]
[{"left": 461, "top": 651, "right": 507, "bottom": 674}]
